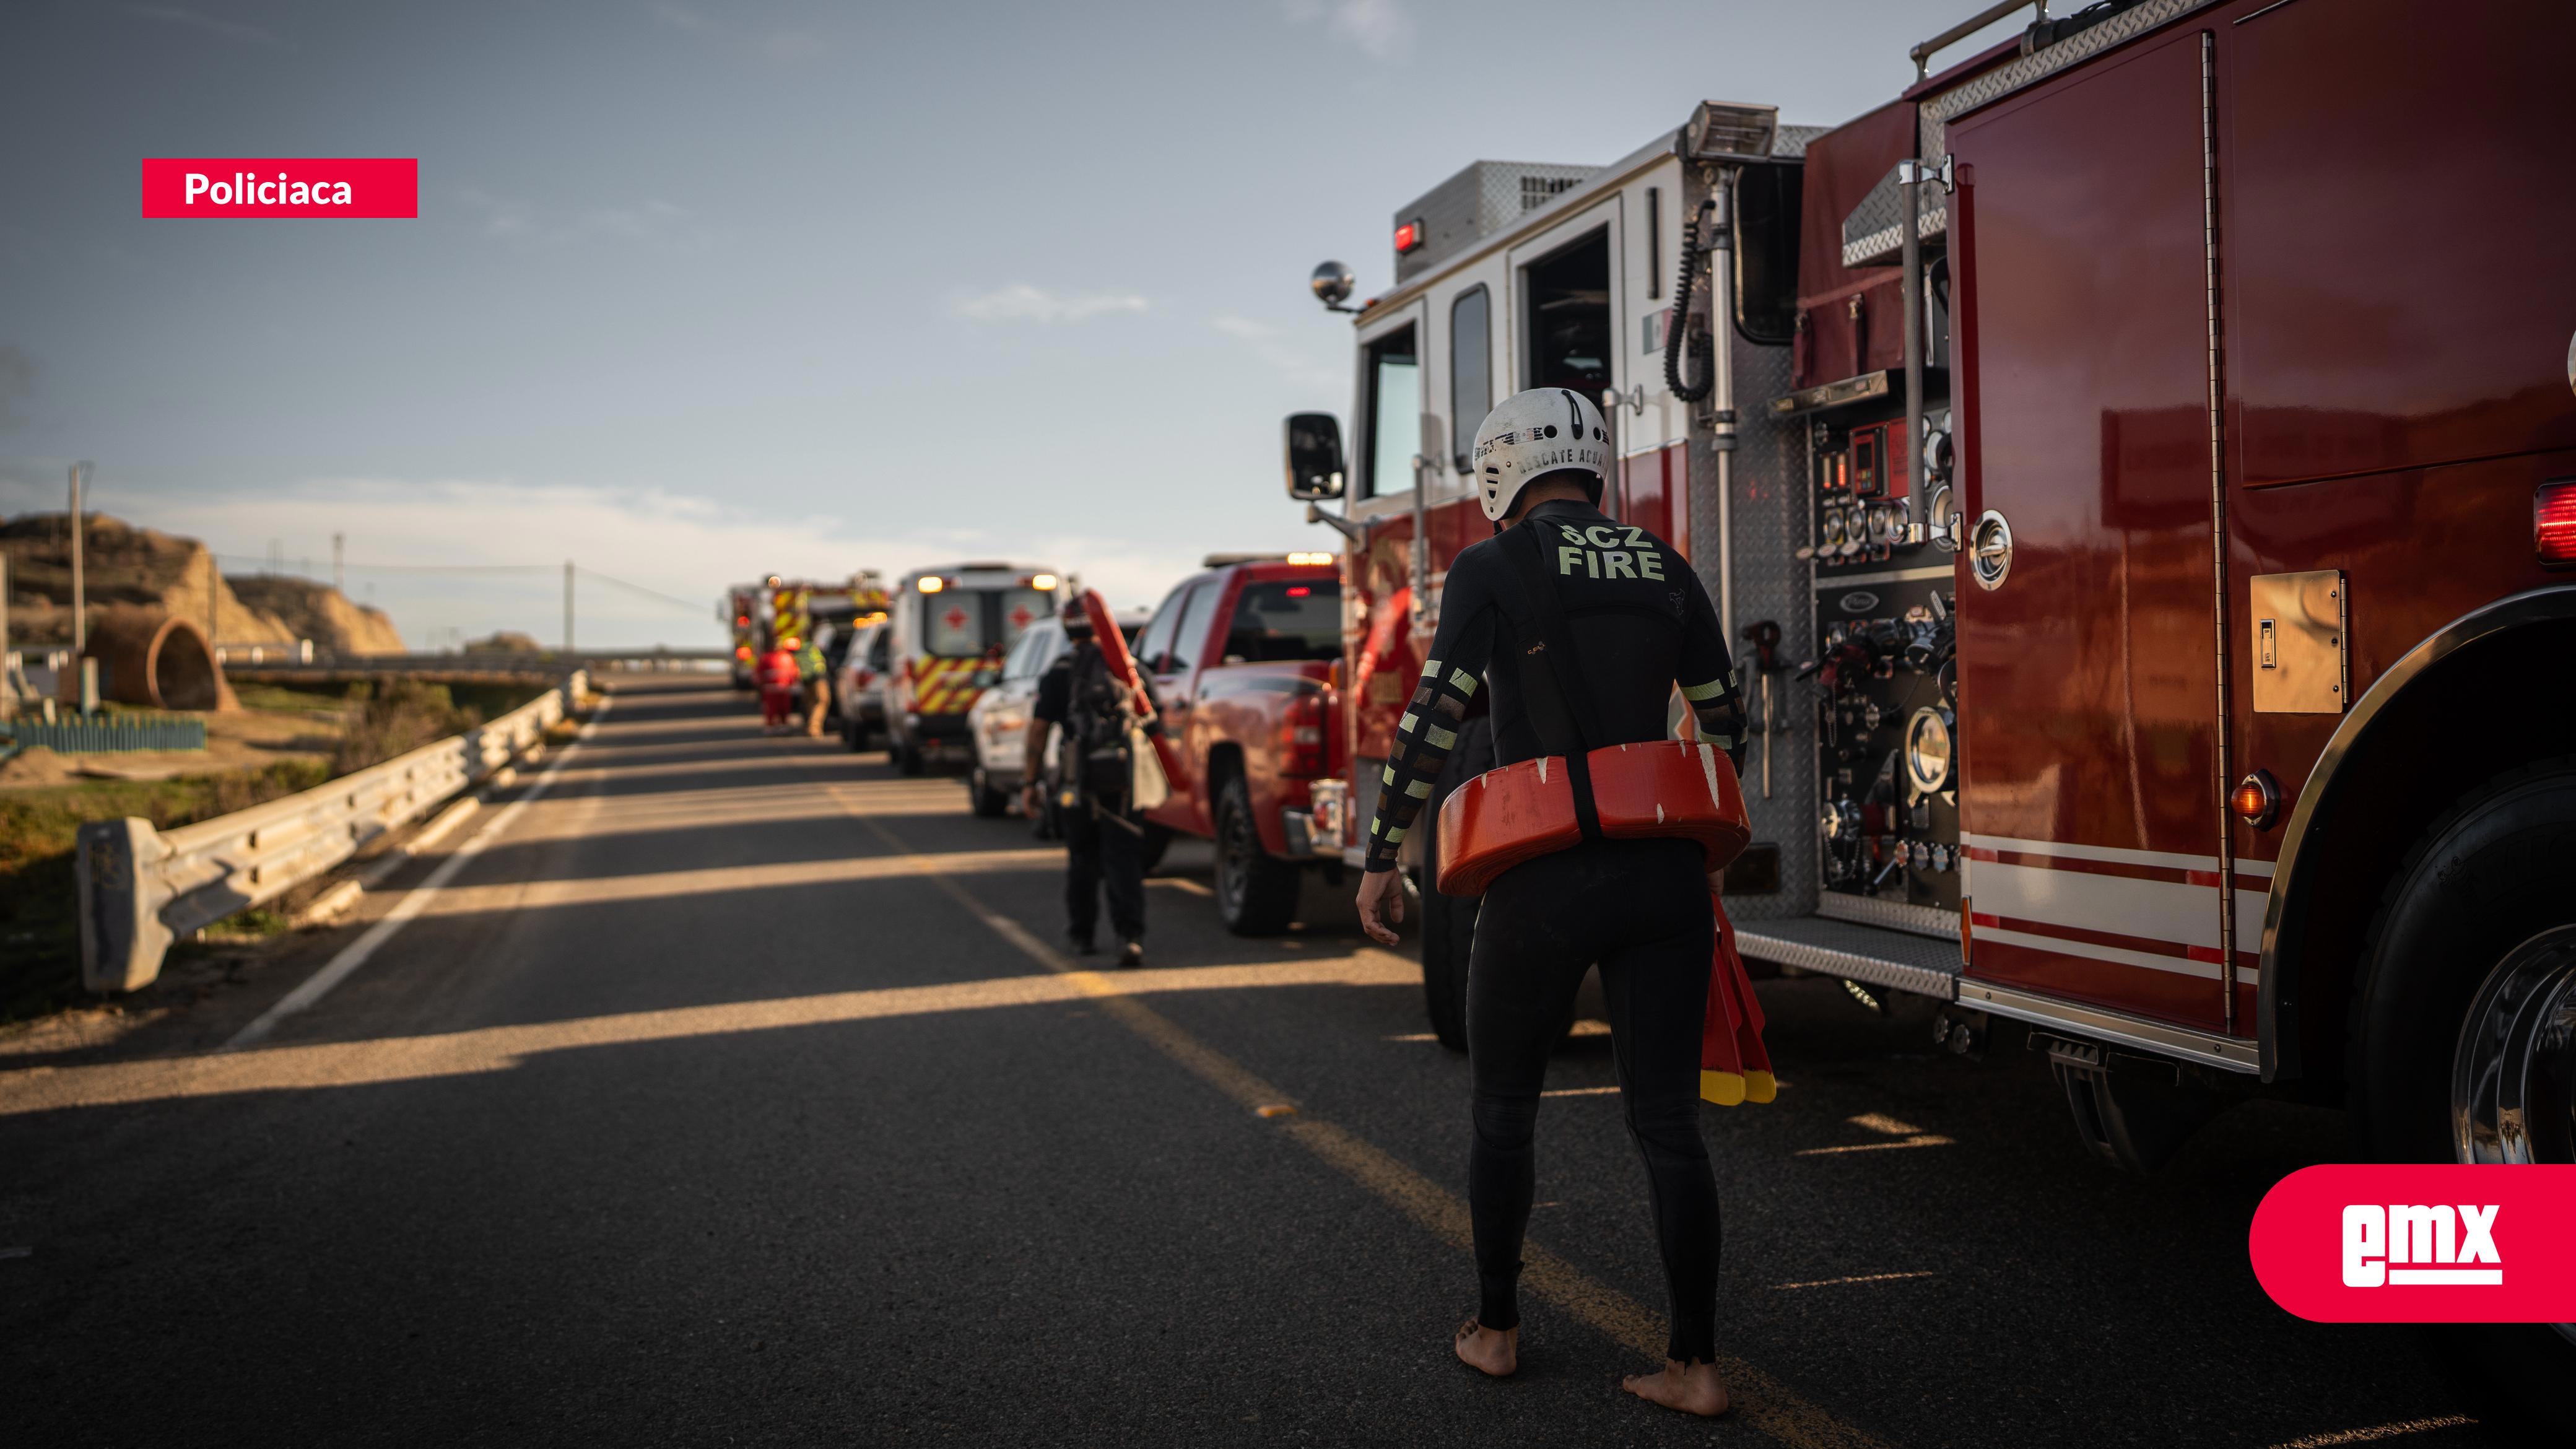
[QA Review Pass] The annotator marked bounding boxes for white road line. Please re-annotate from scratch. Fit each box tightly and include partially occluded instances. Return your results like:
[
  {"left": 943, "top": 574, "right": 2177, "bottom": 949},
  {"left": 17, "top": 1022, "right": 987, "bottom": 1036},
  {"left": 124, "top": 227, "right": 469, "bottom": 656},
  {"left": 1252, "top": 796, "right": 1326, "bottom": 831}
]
[{"left": 220, "top": 697, "right": 612, "bottom": 1053}]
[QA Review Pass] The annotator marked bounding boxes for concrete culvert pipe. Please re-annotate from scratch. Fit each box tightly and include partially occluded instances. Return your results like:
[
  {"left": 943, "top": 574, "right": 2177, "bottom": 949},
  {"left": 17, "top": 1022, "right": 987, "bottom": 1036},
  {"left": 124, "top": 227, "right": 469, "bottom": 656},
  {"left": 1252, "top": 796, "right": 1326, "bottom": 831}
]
[{"left": 84, "top": 606, "right": 237, "bottom": 711}]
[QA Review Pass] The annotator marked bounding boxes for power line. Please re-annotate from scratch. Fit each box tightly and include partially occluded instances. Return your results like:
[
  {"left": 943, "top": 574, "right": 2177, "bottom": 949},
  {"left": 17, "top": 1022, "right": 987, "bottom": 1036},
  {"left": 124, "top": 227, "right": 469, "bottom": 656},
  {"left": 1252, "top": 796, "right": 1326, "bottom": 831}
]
[{"left": 575, "top": 567, "right": 709, "bottom": 614}]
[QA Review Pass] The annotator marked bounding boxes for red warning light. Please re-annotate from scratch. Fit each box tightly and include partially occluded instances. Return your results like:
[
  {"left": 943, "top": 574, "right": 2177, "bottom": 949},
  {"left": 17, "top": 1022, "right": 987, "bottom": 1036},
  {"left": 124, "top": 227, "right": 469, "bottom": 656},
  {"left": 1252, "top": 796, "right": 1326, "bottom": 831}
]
[
  {"left": 1285, "top": 586, "right": 1311, "bottom": 598},
  {"left": 2537, "top": 479, "right": 2576, "bottom": 565},
  {"left": 1394, "top": 218, "right": 1425, "bottom": 255}
]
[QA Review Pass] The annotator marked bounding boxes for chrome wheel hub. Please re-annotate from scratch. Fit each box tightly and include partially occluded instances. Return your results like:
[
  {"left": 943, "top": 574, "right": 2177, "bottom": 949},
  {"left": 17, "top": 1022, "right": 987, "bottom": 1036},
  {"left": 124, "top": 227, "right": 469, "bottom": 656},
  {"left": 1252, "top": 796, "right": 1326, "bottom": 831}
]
[{"left": 2449, "top": 925, "right": 2576, "bottom": 1346}]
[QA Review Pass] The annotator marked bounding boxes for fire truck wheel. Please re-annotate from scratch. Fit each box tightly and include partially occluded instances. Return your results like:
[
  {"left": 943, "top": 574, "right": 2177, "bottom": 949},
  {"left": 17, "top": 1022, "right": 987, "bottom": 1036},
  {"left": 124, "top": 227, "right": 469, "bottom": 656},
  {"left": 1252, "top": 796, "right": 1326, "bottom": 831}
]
[
  {"left": 967, "top": 766, "right": 1010, "bottom": 819},
  {"left": 1138, "top": 823, "right": 1172, "bottom": 874},
  {"left": 2349, "top": 757, "right": 2576, "bottom": 1435},
  {"left": 894, "top": 735, "right": 925, "bottom": 776},
  {"left": 1216, "top": 775, "right": 1299, "bottom": 936}
]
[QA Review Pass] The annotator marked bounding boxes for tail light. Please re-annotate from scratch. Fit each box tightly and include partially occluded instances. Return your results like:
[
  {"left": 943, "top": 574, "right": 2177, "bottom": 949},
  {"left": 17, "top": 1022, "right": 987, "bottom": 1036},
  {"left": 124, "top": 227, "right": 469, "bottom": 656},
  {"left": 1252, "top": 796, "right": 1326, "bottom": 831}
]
[
  {"left": 2536, "top": 479, "right": 2576, "bottom": 566},
  {"left": 1280, "top": 689, "right": 1328, "bottom": 777}
]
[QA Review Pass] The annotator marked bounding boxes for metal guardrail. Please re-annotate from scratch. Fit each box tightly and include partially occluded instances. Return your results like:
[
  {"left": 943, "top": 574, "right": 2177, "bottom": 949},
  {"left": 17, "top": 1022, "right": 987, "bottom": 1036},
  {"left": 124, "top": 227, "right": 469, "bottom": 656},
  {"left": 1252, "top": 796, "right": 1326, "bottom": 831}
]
[
  {"left": 4, "top": 713, "right": 211, "bottom": 754},
  {"left": 72, "top": 670, "right": 589, "bottom": 994},
  {"left": 225, "top": 651, "right": 726, "bottom": 685}
]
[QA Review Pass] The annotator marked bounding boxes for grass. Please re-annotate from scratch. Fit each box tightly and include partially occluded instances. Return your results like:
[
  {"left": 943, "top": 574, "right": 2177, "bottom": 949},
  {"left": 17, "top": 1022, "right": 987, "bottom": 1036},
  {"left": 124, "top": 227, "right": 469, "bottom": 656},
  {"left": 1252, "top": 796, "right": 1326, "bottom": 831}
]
[
  {"left": 0, "top": 761, "right": 329, "bottom": 1023},
  {"left": 0, "top": 677, "right": 552, "bottom": 1024}
]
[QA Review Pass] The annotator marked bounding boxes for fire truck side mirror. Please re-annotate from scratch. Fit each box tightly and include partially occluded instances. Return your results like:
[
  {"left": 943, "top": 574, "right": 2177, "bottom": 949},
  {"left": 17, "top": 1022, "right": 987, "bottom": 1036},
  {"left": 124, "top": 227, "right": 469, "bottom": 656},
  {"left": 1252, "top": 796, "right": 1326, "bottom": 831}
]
[{"left": 1284, "top": 412, "right": 1347, "bottom": 502}]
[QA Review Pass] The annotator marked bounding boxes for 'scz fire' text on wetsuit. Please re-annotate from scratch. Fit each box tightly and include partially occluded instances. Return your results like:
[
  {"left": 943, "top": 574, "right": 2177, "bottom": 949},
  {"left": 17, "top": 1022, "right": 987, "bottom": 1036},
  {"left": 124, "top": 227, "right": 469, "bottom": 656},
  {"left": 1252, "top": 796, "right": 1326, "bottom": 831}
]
[{"left": 1360, "top": 497, "right": 1749, "bottom": 872}]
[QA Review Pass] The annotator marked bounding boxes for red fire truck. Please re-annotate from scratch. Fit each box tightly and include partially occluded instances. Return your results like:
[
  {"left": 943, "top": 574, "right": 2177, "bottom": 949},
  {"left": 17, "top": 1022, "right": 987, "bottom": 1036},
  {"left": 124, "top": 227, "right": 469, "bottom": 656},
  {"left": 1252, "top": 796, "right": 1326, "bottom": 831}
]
[{"left": 1290, "top": 0, "right": 2575, "bottom": 1370}]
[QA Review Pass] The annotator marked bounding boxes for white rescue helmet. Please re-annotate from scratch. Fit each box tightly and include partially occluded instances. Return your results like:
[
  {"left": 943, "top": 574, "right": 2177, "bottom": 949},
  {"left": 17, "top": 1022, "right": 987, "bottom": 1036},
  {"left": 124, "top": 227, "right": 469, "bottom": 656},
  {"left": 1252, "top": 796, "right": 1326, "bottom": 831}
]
[{"left": 1469, "top": 387, "right": 1610, "bottom": 522}]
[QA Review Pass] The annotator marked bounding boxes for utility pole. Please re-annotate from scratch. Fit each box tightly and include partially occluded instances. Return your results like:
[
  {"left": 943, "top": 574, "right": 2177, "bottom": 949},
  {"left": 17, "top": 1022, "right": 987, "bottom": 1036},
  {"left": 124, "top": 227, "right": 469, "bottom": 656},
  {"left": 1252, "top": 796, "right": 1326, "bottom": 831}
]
[
  {"left": 68, "top": 461, "right": 90, "bottom": 657},
  {"left": 207, "top": 549, "right": 220, "bottom": 651},
  {"left": 564, "top": 560, "right": 575, "bottom": 656},
  {"left": 332, "top": 533, "right": 344, "bottom": 593}
]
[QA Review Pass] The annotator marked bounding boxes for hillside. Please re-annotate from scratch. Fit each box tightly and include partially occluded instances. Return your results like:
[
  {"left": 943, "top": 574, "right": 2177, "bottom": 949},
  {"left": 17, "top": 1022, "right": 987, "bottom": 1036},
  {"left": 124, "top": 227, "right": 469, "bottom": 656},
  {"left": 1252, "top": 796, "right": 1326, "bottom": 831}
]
[{"left": 2, "top": 512, "right": 404, "bottom": 656}]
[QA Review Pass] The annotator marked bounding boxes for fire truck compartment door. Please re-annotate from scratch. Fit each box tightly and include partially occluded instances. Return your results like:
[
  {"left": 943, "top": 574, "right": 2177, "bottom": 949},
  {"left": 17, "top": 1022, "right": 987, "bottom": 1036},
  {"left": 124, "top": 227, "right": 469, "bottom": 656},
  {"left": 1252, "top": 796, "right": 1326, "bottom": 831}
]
[{"left": 1949, "top": 30, "right": 2242, "bottom": 1035}]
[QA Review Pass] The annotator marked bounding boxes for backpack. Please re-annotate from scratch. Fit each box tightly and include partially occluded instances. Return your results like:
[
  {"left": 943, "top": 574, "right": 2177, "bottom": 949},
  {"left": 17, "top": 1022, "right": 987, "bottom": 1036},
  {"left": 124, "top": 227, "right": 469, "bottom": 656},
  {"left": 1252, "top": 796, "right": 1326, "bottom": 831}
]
[{"left": 1066, "top": 645, "right": 1136, "bottom": 804}]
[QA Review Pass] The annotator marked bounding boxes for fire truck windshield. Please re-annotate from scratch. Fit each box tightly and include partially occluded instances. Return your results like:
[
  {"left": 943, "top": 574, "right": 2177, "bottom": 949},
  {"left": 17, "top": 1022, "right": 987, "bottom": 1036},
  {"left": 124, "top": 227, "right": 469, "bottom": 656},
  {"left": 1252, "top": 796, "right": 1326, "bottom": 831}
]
[
  {"left": 921, "top": 586, "right": 1054, "bottom": 658},
  {"left": 1360, "top": 324, "right": 1419, "bottom": 499},
  {"left": 1225, "top": 580, "right": 1342, "bottom": 663}
]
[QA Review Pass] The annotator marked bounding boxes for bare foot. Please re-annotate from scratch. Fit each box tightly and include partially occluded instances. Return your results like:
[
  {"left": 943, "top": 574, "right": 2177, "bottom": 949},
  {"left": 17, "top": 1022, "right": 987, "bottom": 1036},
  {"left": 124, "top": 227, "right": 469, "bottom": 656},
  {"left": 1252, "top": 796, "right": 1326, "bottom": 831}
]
[
  {"left": 1453, "top": 1316, "right": 1518, "bottom": 1378},
  {"left": 1622, "top": 1359, "right": 1729, "bottom": 1417}
]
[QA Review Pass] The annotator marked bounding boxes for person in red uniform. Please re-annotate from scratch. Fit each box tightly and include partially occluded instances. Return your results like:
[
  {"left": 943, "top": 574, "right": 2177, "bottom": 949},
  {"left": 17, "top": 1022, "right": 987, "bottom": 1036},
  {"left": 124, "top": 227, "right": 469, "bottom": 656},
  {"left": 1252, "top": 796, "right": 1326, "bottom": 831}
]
[{"left": 757, "top": 638, "right": 801, "bottom": 733}]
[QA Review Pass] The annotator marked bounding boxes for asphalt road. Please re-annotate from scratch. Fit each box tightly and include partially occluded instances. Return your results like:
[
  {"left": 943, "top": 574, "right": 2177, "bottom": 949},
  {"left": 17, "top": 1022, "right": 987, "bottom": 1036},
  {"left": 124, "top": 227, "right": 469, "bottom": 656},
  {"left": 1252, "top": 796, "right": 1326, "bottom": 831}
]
[{"left": 1, "top": 678, "right": 2496, "bottom": 1447}]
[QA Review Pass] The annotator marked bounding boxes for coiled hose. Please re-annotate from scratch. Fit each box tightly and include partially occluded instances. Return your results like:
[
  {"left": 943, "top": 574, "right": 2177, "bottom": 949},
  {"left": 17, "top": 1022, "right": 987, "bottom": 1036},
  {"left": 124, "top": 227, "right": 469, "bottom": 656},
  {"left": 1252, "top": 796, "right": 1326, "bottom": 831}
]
[{"left": 1664, "top": 198, "right": 1718, "bottom": 403}]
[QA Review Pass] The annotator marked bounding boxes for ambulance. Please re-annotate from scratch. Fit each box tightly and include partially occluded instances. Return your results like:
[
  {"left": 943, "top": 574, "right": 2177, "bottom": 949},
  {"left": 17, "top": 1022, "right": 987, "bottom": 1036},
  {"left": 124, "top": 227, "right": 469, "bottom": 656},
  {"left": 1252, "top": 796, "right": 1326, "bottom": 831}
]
[{"left": 881, "top": 562, "right": 1064, "bottom": 775}]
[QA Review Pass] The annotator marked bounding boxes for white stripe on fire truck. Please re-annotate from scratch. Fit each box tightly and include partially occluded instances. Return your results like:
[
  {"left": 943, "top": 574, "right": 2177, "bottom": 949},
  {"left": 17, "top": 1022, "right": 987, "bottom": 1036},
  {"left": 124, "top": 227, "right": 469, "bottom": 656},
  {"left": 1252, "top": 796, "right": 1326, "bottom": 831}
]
[
  {"left": 1960, "top": 832, "right": 2274, "bottom": 878},
  {"left": 1975, "top": 925, "right": 2242, "bottom": 982},
  {"left": 1970, "top": 861, "right": 2263, "bottom": 982}
]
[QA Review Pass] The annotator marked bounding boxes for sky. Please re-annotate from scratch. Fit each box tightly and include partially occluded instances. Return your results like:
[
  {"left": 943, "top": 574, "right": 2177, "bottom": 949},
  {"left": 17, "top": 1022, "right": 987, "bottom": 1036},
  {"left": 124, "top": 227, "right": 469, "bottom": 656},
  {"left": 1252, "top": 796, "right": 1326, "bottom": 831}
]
[{"left": 0, "top": 0, "right": 2026, "bottom": 650}]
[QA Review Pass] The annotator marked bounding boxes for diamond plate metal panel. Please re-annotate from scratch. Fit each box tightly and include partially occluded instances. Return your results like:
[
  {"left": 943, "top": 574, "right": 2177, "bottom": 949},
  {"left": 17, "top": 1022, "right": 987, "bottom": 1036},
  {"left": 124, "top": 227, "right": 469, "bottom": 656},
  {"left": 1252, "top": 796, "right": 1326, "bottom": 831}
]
[
  {"left": 1917, "top": 0, "right": 2224, "bottom": 160},
  {"left": 1734, "top": 915, "right": 1962, "bottom": 999},
  {"left": 1697, "top": 323, "right": 1818, "bottom": 923},
  {"left": 1839, "top": 163, "right": 1951, "bottom": 269},
  {"left": 1396, "top": 160, "right": 1597, "bottom": 285}
]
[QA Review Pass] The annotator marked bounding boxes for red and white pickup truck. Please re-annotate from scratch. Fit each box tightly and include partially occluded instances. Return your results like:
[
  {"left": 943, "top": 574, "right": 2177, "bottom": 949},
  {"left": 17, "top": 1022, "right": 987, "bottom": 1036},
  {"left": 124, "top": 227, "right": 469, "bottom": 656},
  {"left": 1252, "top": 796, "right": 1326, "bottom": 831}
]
[{"left": 1133, "top": 552, "right": 1346, "bottom": 933}]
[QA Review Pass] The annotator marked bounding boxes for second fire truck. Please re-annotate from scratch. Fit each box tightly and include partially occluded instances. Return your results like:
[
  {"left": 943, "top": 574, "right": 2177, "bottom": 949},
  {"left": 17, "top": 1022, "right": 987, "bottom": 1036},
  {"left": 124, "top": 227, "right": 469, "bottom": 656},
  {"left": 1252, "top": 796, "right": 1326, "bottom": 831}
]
[{"left": 1285, "top": 0, "right": 2576, "bottom": 1359}]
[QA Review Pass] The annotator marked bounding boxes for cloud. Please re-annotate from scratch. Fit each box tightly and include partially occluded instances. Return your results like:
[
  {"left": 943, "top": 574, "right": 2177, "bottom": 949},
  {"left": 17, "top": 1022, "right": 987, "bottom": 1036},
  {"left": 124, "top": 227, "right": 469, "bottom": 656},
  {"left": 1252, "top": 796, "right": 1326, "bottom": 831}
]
[
  {"left": 121, "top": 4, "right": 281, "bottom": 46},
  {"left": 38, "top": 478, "right": 1206, "bottom": 648},
  {"left": 648, "top": 4, "right": 829, "bottom": 63},
  {"left": 456, "top": 189, "right": 715, "bottom": 251},
  {"left": 955, "top": 285, "right": 1150, "bottom": 326},
  {"left": 648, "top": 1, "right": 715, "bottom": 32},
  {"left": 1286, "top": 0, "right": 1413, "bottom": 62},
  {"left": 1209, "top": 315, "right": 1346, "bottom": 394}
]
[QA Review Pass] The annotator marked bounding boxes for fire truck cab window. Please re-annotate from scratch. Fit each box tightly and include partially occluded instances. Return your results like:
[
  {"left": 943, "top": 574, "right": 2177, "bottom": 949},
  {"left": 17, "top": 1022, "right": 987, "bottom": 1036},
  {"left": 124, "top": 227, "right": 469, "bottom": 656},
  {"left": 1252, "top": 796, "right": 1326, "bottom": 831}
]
[
  {"left": 1136, "top": 583, "right": 1193, "bottom": 674},
  {"left": 1359, "top": 323, "right": 1419, "bottom": 500},
  {"left": 1521, "top": 228, "right": 1611, "bottom": 394},
  {"left": 1449, "top": 287, "right": 1490, "bottom": 471},
  {"left": 1225, "top": 579, "right": 1343, "bottom": 663}
]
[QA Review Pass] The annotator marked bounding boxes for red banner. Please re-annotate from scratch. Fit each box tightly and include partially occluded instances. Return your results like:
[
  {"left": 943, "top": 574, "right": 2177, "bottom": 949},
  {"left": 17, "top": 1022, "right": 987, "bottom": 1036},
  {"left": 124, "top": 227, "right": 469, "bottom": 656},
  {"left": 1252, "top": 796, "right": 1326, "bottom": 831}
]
[
  {"left": 2249, "top": 1164, "right": 2576, "bottom": 1322},
  {"left": 141, "top": 159, "right": 417, "bottom": 219}
]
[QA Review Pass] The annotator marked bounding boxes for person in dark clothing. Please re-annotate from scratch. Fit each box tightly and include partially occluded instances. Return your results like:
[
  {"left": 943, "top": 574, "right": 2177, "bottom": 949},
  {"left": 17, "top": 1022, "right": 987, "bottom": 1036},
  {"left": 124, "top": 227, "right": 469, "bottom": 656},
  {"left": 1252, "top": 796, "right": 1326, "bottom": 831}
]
[
  {"left": 1354, "top": 386, "right": 1749, "bottom": 1418},
  {"left": 1025, "top": 604, "right": 1157, "bottom": 967}
]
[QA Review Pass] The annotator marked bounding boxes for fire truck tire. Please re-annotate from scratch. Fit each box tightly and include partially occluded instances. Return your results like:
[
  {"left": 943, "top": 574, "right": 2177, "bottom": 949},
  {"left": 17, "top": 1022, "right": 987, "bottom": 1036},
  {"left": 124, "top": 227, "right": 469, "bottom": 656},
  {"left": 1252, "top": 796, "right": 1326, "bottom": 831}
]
[
  {"left": 1138, "top": 823, "right": 1172, "bottom": 874},
  {"left": 967, "top": 765, "right": 1010, "bottom": 818},
  {"left": 894, "top": 734, "right": 925, "bottom": 776},
  {"left": 2349, "top": 757, "right": 2576, "bottom": 1435},
  {"left": 1216, "top": 775, "right": 1299, "bottom": 936}
]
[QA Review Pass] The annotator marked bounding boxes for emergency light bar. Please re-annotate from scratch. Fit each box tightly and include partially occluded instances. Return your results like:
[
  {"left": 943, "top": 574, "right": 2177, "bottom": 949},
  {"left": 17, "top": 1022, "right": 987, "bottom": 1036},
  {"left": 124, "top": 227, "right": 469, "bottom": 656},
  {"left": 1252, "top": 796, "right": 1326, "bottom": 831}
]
[
  {"left": 1394, "top": 218, "right": 1425, "bottom": 255},
  {"left": 917, "top": 576, "right": 944, "bottom": 593},
  {"left": 1029, "top": 573, "right": 1059, "bottom": 590},
  {"left": 1286, "top": 552, "right": 1336, "bottom": 566}
]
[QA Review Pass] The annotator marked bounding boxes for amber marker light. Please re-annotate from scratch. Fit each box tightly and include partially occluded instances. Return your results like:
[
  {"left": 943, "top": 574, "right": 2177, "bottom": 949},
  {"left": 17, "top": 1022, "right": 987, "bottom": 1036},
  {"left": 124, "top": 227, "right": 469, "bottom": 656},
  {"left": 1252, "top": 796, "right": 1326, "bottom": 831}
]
[
  {"left": 1028, "top": 573, "right": 1058, "bottom": 590},
  {"left": 917, "top": 576, "right": 944, "bottom": 593},
  {"left": 2232, "top": 770, "right": 2281, "bottom": 830}
]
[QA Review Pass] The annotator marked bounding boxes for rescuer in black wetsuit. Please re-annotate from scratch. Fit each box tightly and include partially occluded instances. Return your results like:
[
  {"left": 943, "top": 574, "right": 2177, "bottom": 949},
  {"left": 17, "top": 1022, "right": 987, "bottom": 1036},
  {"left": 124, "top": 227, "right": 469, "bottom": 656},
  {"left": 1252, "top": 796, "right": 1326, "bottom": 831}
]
[{"left": 1354, "top": 386, "right": 1749, "bottom": 1417}]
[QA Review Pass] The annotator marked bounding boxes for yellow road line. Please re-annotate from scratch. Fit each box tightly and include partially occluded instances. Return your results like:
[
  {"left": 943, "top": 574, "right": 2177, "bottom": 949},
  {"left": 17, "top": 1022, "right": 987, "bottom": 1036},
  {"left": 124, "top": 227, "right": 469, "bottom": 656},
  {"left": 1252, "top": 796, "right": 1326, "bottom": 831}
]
[
  {"left": 2265, "top": 1416, "right": 2478, "bottom": 1448},
  {"left": 1772, "top": 1272, "right": 1939, "bottom": 1291},
  {"left": 829, "top": 785, "right": 1893, "bottom": 1449}
]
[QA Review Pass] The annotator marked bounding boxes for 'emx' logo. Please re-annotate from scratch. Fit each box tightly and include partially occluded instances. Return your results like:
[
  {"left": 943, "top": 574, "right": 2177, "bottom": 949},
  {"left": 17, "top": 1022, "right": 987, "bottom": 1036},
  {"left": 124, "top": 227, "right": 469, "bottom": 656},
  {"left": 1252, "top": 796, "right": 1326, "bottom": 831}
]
[
  {"left": 2341, "top": 1203, "right": 2500, "bottom": 1287},
  {"left": 2250, "top": 1165, "right": 2576, "bottom": 1322}
]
